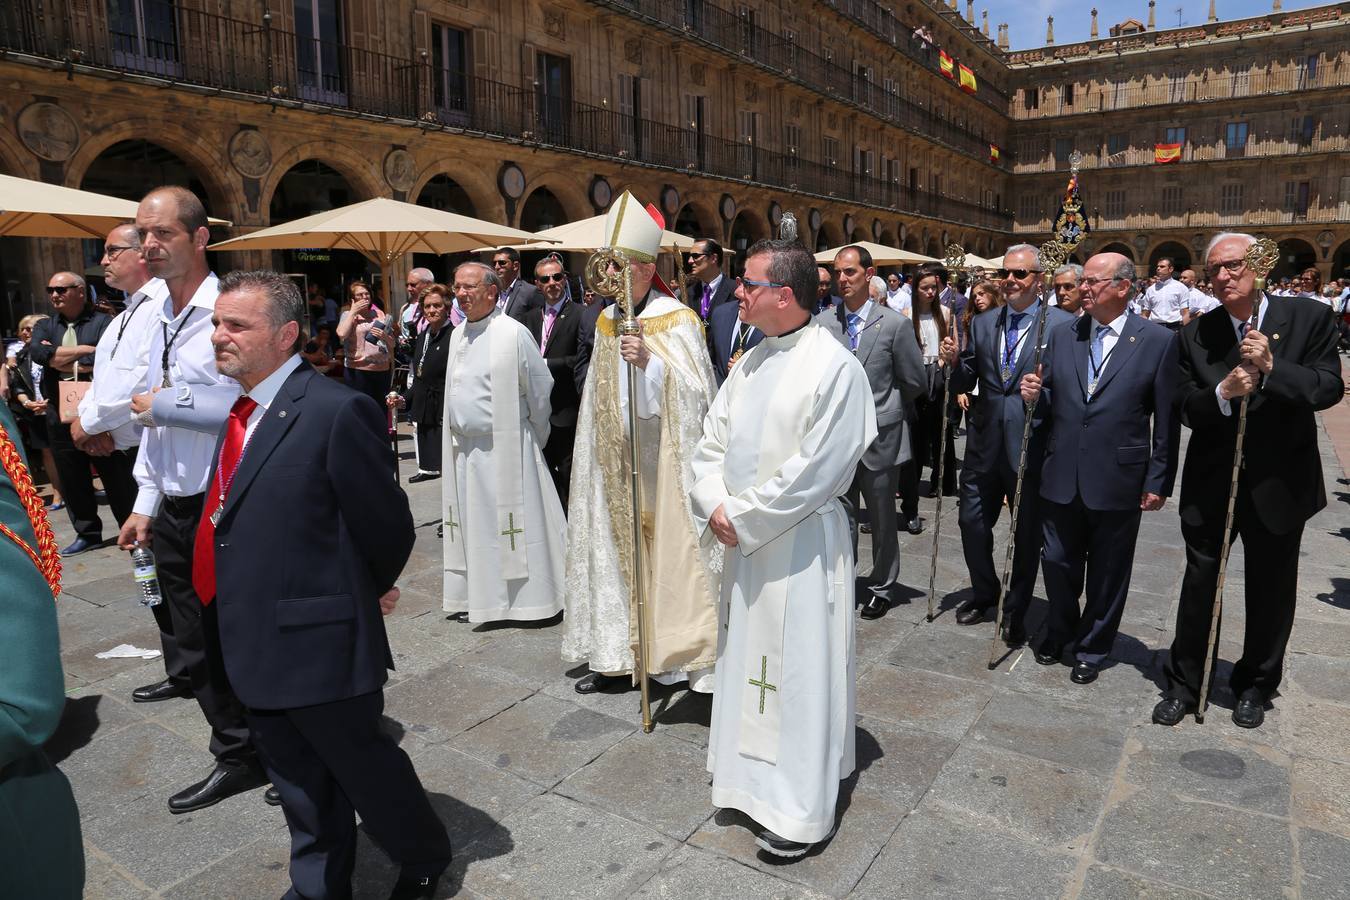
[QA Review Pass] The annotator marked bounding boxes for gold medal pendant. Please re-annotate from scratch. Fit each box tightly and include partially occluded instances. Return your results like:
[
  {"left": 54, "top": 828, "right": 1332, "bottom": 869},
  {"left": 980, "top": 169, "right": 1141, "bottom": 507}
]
[
  {"left": 1000, "top": 365, "right": 1012, "bottom": 383},
  {"left": 209, "top": 505, "right": 222, "bottom": 527},
  {"left": 161, "top": 367, "right": 173, "bottom": 388}
]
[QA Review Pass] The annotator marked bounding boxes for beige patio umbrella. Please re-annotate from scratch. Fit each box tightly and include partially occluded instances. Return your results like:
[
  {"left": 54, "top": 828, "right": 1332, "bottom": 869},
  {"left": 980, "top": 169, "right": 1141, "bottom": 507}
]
[
  {"left": 209, "top": 196, "right": 542, "bottom": 313},
  {"left": 947, "top": 251, "right": 1000, "bottom": 271},
  {"left": 476, "top": 212, "right": 696, "bottom": 253},
  {"left": 814, "top": 241, "right": 937, "bottom": 265},
  {"left": 0, "top": 172, "right": 229, "bottom": 238}
]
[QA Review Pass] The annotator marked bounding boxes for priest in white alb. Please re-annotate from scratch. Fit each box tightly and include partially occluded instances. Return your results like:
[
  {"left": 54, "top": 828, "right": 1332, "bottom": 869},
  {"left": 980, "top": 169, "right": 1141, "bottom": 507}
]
[
  {"left": 690, "top": 238, "right": 876, "bottom": 859},
  {"left": 442, "top": 261, "right": 566, "bottom": 623},
  {"left": 562, "top": 191, "right": 722, "bottom": 695}
]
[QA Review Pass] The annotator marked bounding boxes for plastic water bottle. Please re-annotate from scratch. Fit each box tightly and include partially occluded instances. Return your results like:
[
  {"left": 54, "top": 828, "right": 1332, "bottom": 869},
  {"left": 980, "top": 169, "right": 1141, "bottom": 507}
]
[{"left": 131, "top": 542, "right": 163, "bottom": 607}]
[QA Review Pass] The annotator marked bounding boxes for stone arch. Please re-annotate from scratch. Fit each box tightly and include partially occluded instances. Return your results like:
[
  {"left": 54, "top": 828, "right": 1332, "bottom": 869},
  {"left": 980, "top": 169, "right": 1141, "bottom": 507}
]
[
  {"left": 1275, "top": 237, "right": 1318, "bottom": 283},
  {"left": 816, "top": 220, "right": 844, "bottom": 253},
  {"left": 267, "top": 160, "right": 375, "bottom": 303},
  {"left": 850, "top": 227, "right": 869, "bottom": 243},
  {"left": 925, "top": 236, "right": 942, "bottom": 259},
  {"left": 879, "top": 229, "right": 897, "bottom": 247},
  {"left": 1331, "top": 238, "right": 1350, "bottom": 282},
  {"left": 1098, "top": 242, "right": 1135, "bottom": 262},
  {"left": 409, "top": 170, "right": 493, "bottom": 220},
  {"left": 1147, "top": 240, "right": 1192, "bottom": 274},
  {"left": 518, "top": 186, "right": 571, "bottom": 233},
  {"left": 0, "top": 128, "right": 36, "bottom": 179},
  {"left": 902, "top": 232, "right": 921, "bottom": 253},
  {"left": 261, "top": 141, "right": 385, "bottom": 221},
  {"left": 523, "top": 175, "right": 589, "bottom": 228},
  {"left": 728, "top": 209, "right": 768, "bottom": 277},
  {"left": 66, "top": 124, "right": 235, "bottom": 223},
  {"left": 674, "top": 201, "right": 718, "bottom": 240}
]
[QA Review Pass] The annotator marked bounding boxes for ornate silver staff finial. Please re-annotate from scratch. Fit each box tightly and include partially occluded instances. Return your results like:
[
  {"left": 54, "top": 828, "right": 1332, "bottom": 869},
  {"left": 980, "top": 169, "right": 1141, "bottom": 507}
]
[
  {"left": 778, "top": 212, "right": 798, "bottom": 243},
  {"left": 1069, "top": 150, "right": 1084, "bottom": 176}
]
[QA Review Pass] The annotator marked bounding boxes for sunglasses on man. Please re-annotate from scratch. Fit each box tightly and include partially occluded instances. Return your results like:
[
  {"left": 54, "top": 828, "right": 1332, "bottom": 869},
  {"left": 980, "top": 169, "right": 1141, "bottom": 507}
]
[
  {"left": 996, "top": 268, "right": 1039, "bottom": 280},
  {"left": 47, "top": 285, "right": 78, "bottom": 294},
  {"left": 536, "top": 273, "right": 567, "bottom": 283}
]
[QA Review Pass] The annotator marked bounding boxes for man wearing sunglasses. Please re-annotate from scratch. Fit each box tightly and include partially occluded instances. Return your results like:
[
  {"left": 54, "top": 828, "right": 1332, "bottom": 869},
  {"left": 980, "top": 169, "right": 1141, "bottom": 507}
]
[
  {"left": 521, "top": 256, "right": 583, "bottom": 505},
  {"left": 489, "top": 248, "right": 543, "bottom": 319},
  {"left": 816, "top": 245, "right": 925, "bottom": 620},
  {"left": 940, "top": 244, "right": 1073, "bottom": 644},
  {"left": 683, "top": 239, "right": 734, "bottom": 323},
  {"left": 27, "top": 271, "right": 113, "bottom": 555},
  {"left": 1018, "top": 252, "right": 1180, "bottom": 687},
  {"left": 1153, "top": 232, "right": 1342, "bottom": 730}
]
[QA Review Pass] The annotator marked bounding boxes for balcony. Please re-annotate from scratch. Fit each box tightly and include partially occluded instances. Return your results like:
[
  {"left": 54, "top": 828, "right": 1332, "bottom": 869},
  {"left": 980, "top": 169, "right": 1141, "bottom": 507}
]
[
  {"left": 0, "top": 0, "right": 1012, "bottom": 232},
  {"left": 1012, "top": 63, "right": 1350, "bottom": 120},
  {"left": 1012, "top": 131, "right": 1350, "bottom": 174},
  {"left": 590, "top": 0, "right": 1012, "bottom": 166},
  {"left": 1013, "top": 203, "right": 1350, "bottom": 234}
]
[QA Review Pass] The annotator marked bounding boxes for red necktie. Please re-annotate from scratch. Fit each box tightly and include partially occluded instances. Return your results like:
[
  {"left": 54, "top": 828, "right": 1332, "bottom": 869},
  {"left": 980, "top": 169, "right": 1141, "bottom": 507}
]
[{"left": 192, "top": 396, "right": 257, "bottom": 606}]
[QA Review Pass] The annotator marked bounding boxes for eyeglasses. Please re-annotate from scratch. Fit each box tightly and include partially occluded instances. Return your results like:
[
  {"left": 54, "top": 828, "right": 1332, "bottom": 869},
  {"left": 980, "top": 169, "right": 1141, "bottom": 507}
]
[
  {"left": 537, "top": 273, "right": 567, "bottom": 283},
  {"left": 737, "top": 277, "right": 786, "bottom": 291},
  {"left": 47, "top": 285, "right": 77, "bottom": 294},
  {"left": 491, "top": 259, "right": 513, "bottom": 267},
  {"left": 996, "top": 268, "right": 1039, "bottom": 280},
  {"left": 1204, "top": 259, "right": 1247, "bottom": 279},
  {"left": 687, "top": 252, "right": 707, "bottom": 261},
  {"left": 1079, "top": 276, "right": 1121, "bottom": 288},
  {"left": 103, "top": 245, "right": 138, "bottom": 261}
]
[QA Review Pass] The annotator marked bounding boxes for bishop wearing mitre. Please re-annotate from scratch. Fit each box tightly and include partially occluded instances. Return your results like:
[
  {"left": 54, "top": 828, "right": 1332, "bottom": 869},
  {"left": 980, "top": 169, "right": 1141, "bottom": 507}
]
[
  {"left": 562, "top": 191, "right": 722, "bottom": 695},
  {"left": 690, "top": 239, "right": 875, "bottom": 859},
  {"left": 442, "top": 261, "right": 567, "bottom": 623}
]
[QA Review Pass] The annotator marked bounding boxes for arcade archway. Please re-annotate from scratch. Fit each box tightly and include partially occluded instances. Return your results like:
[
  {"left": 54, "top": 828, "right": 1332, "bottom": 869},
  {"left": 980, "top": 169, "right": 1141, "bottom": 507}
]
[{"left": 269, "top": 160, "right": 374, "bottom": 307}]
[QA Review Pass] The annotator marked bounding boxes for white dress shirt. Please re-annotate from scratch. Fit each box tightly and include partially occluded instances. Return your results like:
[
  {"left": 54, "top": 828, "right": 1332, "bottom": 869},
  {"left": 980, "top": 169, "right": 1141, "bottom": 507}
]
[
  {"left": 1214, "top": 295, "right": 1269, "bottom": 417},
  {"left": 1085, "top": 310, "right": 1128, "bottom": 387},
  {"left": 1188, "top": 288, "right": 1220, "bottom": 316},
  {"left": 1141, "top": 277, "right": 1190, "bottom": 324},
  {"left": 77, "top": 278, "right": 168, "bottom": 450},
  {"left": 132, "top": 274, "right": 242, "bottom": 516}
]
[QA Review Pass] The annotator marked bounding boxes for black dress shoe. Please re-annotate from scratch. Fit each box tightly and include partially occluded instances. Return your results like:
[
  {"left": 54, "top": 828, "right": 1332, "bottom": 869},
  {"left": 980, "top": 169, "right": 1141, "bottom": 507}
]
[
  {"left": 756, "top": 829, "right": 812, "bottom": 859},
  {"left": 168, "top": 762, "right": 269, "bottom": 814},
  {"left": 859, "top": 522, "right": 872, "bottom": 534},
  {"left": 445, "top": 611, "right": 468, "bottom": 622},
  {"left": 60, "top": 537, "right": 98, "bottom": 557},
  {"left": 1151, "top": 697, "right": 1191, "bottom": 726},
  {"left": 1232, "top": 697, "right": 1266, "bottom": 729},
  {"left": 1033, "top": 645, "right": 1062, "bottom": 666},
  {"left": 389, "top": 870, "right": 445, "bottom": 900},
  {"left": 132, "top": 677, "right": 194, "bottom": 703},
  {"left": 904, "top": 517, "right": 925, "bottom": 535},
  {"left": 263, "top": 786, "right": 282, "bottom": 806},
  {"left": 1001, "top": 621, "right": 1027, "bottom": 647},
  {"left": 1070, "top": 661, "right": 1099, "bottom": 684},
  {"left": 574, "top": 671, "right": 628, "bottom": 694},
  {"left": 408, "top": 471, "right": 440, "bottom": 484},
  {"left": 954, "top": 599, "right": 989, "bottom": 625},
  {"left": 859, "top": 595, "right": 889, "bottom": 620}
]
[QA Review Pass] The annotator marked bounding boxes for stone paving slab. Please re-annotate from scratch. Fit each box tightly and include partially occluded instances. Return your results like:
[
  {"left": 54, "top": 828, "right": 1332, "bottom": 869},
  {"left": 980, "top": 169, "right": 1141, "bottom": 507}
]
[{"left": 42, "top": 413, "right": 1350, "bottom": 898}]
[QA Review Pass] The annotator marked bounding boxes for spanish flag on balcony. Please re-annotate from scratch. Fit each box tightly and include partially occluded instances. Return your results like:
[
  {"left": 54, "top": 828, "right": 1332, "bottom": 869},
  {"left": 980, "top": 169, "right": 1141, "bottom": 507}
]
[
  {"left": 939, "top": 50, "right": 955, "bottom": 79},
  {"left": 958, "top": 64, "right": 977, "bottom": 94},
  {"left": 1154, "top": 143, "right": 1182, "bottom": 164},
  {"left": 989, "top": 144, "right": 1000, "bottom": 163}
]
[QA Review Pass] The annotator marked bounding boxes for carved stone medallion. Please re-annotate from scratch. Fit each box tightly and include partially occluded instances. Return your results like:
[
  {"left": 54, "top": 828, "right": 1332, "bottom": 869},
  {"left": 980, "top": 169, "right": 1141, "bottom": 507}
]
[
  {"left": 17, "top": 102, "right": 79, "bottom": 162},
  {"left": 228, "top": 129, "right": 272, "bottom": 178},
  {"left": 383, "top": 149, "right": 417, "bottom": 192}
]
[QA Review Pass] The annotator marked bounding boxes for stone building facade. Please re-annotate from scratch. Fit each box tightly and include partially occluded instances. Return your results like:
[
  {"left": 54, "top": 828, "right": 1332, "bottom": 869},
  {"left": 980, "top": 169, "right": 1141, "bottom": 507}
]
[{"left": 0, "top": 0, "right": 1346, "bottom": 322}]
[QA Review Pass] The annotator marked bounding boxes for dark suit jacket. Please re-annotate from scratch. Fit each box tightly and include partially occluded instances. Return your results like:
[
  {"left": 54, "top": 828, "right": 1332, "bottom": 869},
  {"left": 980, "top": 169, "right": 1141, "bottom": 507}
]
[
  {"left": 706, "top": 301, "right": 764, "bottom": 386},
  {"left": 520, "top": 301, "right": 583, "bottom": 428},
  {"left": 683, "top": 275, "right": 736, "bottom": 322},
  {"left": 1038, "top": 313, "right": 1180, "bottom": 510},
  {"left": 501, "top": 278, "right": 543, "bottom": 320},
  {"left": 1176, "top": 294, "right": 1343, "bottom": 535},
  {"left": 27, "top": 304, "right": 109, "bottom": 423},
  {"left": 573, "top": 298, "right": 613, "bottom": 396},
  {"left": 404, "top": 322, "right": 452, "bottom": 427},
  {"left": 210, "top": 362, "right": 415, "bottom": 710},
  {"left": 814, "top": 301, "right": 925, "bottom": 470},
  {"left": 951, "top": 302, "right": 1075, "bottom": 475}
]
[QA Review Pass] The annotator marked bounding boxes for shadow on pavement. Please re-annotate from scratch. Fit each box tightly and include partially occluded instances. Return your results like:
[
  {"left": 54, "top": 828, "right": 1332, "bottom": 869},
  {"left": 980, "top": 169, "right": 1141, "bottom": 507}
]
[{"left": 45, "top": 695, "right": 105, "bottom": 766}]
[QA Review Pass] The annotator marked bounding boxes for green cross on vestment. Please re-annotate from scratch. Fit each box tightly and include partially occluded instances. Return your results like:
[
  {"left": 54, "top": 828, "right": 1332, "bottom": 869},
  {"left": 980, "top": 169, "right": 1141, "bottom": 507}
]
[
  {"left": 500, "top": 512, "right": 525, "bottom": 551},
  {"left": 443, "top": 511, "right": 460, "bottom": 542},
  {"left": 748, "top": 655, "right": 778, "bottom": 714}
]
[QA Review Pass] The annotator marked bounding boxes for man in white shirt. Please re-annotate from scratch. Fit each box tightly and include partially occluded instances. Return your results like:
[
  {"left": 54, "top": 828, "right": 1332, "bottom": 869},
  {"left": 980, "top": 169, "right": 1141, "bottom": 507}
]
[
  {"left": 1178, "top": 268, "right": 1219, "bottom": 317},
  {"left": 1140, "top": 257, "right": 1190, "bottom": 330},
  {"left": 117, "top": 186, "right": 267, "bottom": 814}
]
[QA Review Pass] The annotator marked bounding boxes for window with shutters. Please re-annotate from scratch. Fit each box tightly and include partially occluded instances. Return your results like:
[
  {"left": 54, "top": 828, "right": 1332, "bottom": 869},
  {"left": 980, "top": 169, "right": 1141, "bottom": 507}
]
[
  {"left": 431, "top": 23, "right": 469, "bottom": 119},
  {"left": 783, "top": 123, "right": 801, "bottom": 155},
  {"left": 822, "top": 136, "right": 839, "bottom": 167},
  {"left": 536, "top": 53, "right": 571, "bottom": 142},
  {"left": 854, "top": 146, "right": 875, "bottom": 177},
  {"left": 882, "top": 77, "right": 899, "bottom": 119},
  {"left": 1291, "top": 115, "right": 1317, "bottom": 146},
  {"left": 737, "top": 6, "right": 757, "bottom": 56},
  {"left": 1224, "top": 121, "right": 1248, "bottom": 156},
  {"left": 1053, "top": 137, "right": 1073, "bottom": 167},
  {"left": 1231, "top": 66, "right": 1250, "bottom": 96},
  {"left": 1018, "top": 194, "right": 1039, "bottom": 224},
  {"left": 1283, "top": 181, "right": 1310, "bottom": 217},
  {"left": 618, "top": 74, "right": 644, "bottom": 158},
  {"left": 1162, "top": 185, "right": 1183, "bottom": 217},
  {"left": 1062, "top": 82, "right": 1074, "bottom": 107},
  {"left": 1106, "top": 133, "right": 1128, "bottom": 158},
  {"left": 783, "top": 28, "right": 798, "bottom": 70},
  {"left": 685, "top": 0, "right": 706, "bottom": 32},
  {"left": 1105, "top": 189, "right": 1126, "bottom": 219},
  {"left": 1167, "top": 72, "right": 1186, "bottom": 104},
  {"left": 108, "top": 0, "right": 181, "bottom": 76},
  {"left": 1164, "top": 126, "right": 1186, "bottom": 146},
  {"left": 853, "top": 62, "right": 874, "bottom": 108},
  {"left": 1022, "top": 87, "right": 1039, "bottom": 111},
  {"left": 294, "top": 0, "right": 345, "bottom": 104},
  {"left": 683, "top": 94, "right": 706, "bottom": 169},
  {"left": 1220, "top": 183, "right": 1243, "bottom": 216}
]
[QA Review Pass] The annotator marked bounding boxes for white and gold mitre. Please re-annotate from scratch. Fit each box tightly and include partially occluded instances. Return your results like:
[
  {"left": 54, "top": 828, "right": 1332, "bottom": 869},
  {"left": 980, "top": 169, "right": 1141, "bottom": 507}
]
[{"left": 602, "top": 190, "right": 660, "bottom": 263}]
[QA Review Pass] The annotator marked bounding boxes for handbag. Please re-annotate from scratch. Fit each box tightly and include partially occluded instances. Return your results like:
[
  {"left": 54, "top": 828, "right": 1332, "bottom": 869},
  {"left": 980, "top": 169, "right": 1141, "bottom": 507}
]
[{"left": 58, "top": 360, "right": 91, "bottom": 425}]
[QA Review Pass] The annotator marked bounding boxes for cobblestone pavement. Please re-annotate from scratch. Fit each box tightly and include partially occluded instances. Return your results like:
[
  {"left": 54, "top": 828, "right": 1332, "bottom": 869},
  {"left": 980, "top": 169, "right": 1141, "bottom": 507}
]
[{"left": 48, "top": 396, "right": 1350, "bottom": 899}]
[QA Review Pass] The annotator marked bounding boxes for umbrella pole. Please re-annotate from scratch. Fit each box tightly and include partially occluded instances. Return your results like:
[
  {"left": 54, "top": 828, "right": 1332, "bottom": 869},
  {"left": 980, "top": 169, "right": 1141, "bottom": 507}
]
[{"left": 383, "top": 265, "right": 402, "bottom": 484}]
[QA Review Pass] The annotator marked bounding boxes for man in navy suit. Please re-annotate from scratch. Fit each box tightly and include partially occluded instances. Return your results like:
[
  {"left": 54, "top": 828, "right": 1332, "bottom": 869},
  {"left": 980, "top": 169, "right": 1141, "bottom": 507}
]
[
  {"left": 940, "top": 244, "right": 1074, "bottom": 644},
  {"left": 1019, "top": 253, "right": 1180, "bottom": 685},
  {"left": 707, "top": 295, "right": 764, "bottom": 386},
  {"left": 683, "top": 239, "right": 736, "bottom": 323},
  {"left": 520, "top": 256, "right": 583, "bottom": 506},
  {"left": 198, "top": 271, "right": 451, "bottom": 900}
]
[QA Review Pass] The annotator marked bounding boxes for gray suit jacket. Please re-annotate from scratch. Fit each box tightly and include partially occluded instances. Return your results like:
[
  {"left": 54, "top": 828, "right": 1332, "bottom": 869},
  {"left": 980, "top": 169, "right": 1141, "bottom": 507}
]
[{"left": 815, "top": 302, "right": 925, "bottom": 470}]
